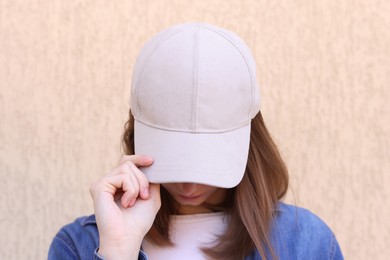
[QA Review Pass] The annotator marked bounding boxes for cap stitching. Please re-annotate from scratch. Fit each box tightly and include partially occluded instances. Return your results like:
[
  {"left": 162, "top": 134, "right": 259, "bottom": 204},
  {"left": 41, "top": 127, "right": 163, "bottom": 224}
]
[
  {"left": 136, "top": 119, "right": 250, "bottom": 134},
  {"left": 197, "top": 28, "right": 202, "bottom": 132},
  {"left": 190, "top": 26, "right": 199, "bottom": 132},
  {"left": 198, "top": 25, "right": 255, "bottom": 119}
]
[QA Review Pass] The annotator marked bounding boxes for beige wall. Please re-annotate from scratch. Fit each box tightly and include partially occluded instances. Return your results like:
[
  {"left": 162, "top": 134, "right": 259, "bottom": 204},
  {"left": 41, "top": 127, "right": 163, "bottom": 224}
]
[{"left": 1, "top": 0, "right": 389, "bottom": 259}]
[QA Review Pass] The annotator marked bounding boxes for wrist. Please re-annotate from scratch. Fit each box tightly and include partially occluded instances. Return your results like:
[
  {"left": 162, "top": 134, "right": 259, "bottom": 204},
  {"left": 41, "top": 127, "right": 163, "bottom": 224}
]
[{"left": 98, "top": 236, "right": 143, "bottom": 260}]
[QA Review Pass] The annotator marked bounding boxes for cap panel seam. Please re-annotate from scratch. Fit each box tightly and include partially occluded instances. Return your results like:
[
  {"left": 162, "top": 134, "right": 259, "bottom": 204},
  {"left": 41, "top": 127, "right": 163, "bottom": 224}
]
[
  {"left": 198, "top": 25, "right": 255, "bottom": 120},
  {"left": 196, "top": 26, "right": 201, "bottom": 132},
  {"left": 191, "top": 25, "right": 200, "bottom": 132}
]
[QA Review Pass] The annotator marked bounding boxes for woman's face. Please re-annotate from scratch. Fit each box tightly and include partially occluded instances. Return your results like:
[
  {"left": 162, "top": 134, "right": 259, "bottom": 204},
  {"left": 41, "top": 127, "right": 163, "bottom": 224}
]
[{"left": 162, "top": 183, "right": 228, "bottom": 215}]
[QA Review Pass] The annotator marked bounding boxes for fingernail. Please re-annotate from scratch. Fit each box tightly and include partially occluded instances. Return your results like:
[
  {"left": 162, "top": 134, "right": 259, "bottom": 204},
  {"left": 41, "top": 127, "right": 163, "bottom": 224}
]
[{"left": 142, "top": 155, "right": 153, "bottom": 161}]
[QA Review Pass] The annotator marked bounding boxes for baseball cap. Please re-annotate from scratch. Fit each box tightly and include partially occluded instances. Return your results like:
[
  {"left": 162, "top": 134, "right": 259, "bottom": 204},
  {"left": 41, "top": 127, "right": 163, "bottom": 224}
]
[{"left": 130, "top": 22, "right": 260, "bottom": 188}]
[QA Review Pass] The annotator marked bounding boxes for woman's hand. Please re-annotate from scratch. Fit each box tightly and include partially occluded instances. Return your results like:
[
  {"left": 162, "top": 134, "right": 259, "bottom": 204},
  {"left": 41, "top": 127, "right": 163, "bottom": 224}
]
[{"left": 89, "top": 154, "right": 161, "bottom": 260}]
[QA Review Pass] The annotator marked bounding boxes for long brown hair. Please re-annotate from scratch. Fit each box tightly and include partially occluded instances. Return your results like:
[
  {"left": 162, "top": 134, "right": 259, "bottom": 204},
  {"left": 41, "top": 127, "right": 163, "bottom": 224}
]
[{"left": 122, "top": 109, "right": 289, "bottom": 259}]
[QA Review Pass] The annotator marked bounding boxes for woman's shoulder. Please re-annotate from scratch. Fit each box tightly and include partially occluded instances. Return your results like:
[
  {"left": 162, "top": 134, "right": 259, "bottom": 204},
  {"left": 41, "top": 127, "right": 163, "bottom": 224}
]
[
  {"left": 269, "top": 202, "right": 344, "bottom": 259},
  {"left": 275, "top": 202, "right": 332, "bottom": 231},
  {"left": 54, "top": 214, "right": 99, "bottom": 241},
  {"left": 48, "top": 215, "right": 99, "bottom": 259}
]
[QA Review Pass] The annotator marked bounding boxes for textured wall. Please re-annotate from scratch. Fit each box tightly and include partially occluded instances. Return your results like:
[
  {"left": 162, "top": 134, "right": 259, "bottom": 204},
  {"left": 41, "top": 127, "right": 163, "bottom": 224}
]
[{"left": 1, "top": 0, "right": 389, "bottom": 259}]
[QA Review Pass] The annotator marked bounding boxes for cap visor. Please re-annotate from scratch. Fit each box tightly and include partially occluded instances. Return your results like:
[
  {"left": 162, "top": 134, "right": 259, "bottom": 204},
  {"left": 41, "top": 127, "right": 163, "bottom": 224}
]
[{"left": 134, "top": 120, "right": 250, "bottom": 188}]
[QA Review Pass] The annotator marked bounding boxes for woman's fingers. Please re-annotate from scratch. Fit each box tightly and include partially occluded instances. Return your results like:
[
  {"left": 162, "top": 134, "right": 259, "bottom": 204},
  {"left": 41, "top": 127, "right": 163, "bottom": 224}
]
[
  {"left": 127, "top": 162, "right": 150, "bottom": 200},
  {"left": 120, "top": 170, "right": 140, "bottom": 207},
  {"left": 90, "top": 174, "right": 134, "bottom": 199},
  {"left": 116, "top": 155, "right": 154, "bottom": 200},
  {"left": 91, "top": 154, "right": 154, "bottom": 208}
]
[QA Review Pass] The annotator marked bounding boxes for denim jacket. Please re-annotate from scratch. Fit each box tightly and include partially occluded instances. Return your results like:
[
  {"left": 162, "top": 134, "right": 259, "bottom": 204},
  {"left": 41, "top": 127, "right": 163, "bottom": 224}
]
[{"left": 48, "top": 203, "right": 343, "bottom": 259}]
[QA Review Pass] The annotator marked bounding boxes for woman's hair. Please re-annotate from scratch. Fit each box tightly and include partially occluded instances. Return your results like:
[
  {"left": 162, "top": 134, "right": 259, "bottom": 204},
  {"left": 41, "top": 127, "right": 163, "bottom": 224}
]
[{"left": 122, "top": 109, "right": 289, "bottom": 260}]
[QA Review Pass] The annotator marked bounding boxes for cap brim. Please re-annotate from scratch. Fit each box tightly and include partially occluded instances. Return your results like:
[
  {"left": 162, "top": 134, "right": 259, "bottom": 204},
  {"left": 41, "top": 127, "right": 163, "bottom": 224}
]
[{"left": 134, "top": 120, "right": 250, "bottom": 188}]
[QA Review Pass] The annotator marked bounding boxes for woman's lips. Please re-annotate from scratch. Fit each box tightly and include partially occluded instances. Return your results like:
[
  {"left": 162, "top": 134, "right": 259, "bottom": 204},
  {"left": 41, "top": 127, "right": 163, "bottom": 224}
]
[{"left": 179, "top": 194, "right": 202, "bottom": 200}]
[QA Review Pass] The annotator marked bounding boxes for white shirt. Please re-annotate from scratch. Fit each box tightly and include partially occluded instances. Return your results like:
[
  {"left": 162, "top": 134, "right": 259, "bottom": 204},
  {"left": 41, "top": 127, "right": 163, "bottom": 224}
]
[{"left": 142, "top": 212, "right": 227, "bottom": 260}]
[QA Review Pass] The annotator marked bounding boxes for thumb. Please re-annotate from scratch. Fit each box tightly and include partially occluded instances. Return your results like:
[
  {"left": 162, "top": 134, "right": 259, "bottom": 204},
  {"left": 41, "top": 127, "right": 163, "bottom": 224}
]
[
  {"left": 119, "top": 154, "right": 154, "bottom": 167},
  {"left": 148, "top": 183, "right": 161, "bottom": 210}
]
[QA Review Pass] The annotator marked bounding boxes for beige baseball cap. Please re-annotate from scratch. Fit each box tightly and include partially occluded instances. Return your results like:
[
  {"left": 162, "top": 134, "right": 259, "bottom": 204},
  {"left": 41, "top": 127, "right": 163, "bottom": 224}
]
[{"left": 130, "top": 22, "right": 260, "bottom": 188}]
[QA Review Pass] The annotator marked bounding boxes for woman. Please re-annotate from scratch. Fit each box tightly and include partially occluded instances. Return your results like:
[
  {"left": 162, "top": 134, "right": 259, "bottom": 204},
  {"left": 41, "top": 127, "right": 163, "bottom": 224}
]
[{"left": 49, "top": 22, "right": 343, "bottom": 259}]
